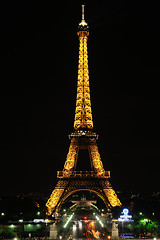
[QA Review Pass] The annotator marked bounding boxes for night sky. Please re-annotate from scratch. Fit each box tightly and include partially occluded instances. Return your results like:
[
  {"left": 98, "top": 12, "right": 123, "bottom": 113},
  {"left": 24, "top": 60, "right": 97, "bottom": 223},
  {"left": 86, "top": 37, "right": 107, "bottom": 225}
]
[{"left": 0, "top": 1, "right": 160, "bottom": 196}]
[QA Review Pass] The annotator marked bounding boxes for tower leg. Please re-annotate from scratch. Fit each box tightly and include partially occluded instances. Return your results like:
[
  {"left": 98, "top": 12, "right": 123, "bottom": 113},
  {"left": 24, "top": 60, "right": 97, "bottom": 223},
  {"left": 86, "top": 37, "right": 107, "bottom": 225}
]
[
  {"left": 89, "top": 142, "right": 105, "bottom": 176},
  {"left": 46, "top": 180, "right": 69, "bottom": 215}
]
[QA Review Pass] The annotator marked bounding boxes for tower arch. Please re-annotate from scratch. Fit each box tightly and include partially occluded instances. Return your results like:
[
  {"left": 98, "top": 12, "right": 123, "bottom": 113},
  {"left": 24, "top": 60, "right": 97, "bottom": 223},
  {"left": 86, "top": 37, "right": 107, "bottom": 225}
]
[{"left": 56, "top": 188, "right": 111, "bottom": 213}]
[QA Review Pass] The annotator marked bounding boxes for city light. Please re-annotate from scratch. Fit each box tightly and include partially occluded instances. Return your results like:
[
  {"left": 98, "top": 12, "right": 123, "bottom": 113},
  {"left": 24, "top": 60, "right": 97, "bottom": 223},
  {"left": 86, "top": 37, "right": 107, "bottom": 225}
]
[
  {"left": 33, "top": 219, "right": 44, "bottom": 223},
  {"left": 78, "top": 221, "right": 82, "bottom": 229},
  {"left": 69, "top": 203, "right": 76, "bottom": 210},
  {"left": 90, "top": 221, "right": 95, "bottom": 228},
  {"left": 91, "top": 203, "right": 99, "bottom": 210},
  {"left": 140, "top": 218, "right": 149, "bottom": 223},
  {"left": 73, "top": 224, "right": 77, "bottom": 231},
  {"left": 123, "top": 208, "right": 129, "bottom": 215},
  {"left": 95, "top": 215, "right": 104, "bottom": 227},
  {"left": 9, "top": 224, "right": 15, "bottom": 228},
  {"left": 144, "top": 219, "right": 148, "bottom": 222},
  {"left": 63, "top": 213, "right": 74, "bottom": 228},
  {"left": 118, "top": 208, "right": 133, "bottom": 222},
  {"left": 44, "top": 219, "right": 50, "bottom": 224}
]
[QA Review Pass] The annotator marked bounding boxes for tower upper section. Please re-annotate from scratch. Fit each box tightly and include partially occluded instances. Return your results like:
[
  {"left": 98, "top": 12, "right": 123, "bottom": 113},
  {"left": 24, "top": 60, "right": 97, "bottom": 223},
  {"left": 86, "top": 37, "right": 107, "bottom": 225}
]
[
  {"left": 77, "top": 5, "right": 89, "bottom": 33},
  {"left": 74, "top": 5, "right": 93, "bottom": 130}
]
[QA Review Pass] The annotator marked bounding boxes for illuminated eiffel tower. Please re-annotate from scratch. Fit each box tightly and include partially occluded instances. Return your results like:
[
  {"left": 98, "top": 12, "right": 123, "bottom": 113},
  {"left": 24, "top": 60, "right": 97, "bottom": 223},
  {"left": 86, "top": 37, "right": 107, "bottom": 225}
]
[{"left": 46, "top": 6, "right": 121, "bottom": 215}]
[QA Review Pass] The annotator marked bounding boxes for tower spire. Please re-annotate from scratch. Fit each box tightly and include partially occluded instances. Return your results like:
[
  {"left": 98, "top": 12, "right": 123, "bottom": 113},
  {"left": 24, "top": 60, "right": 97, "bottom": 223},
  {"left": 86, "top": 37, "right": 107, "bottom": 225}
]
[
  {"left": 74, "top": 6, "right": 93, "bottom": 130},
  {"left": 79, "top": 5, "right": 87, "bottom": 26},
  {"left": 82, "top": 5, "right": 85, "bottom": 21}
]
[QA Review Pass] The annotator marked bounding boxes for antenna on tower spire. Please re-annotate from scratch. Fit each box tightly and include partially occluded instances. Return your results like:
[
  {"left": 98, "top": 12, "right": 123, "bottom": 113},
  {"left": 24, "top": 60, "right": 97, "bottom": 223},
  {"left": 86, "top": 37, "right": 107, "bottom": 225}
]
[
  {"left": 82, "top": 5, "right": 85, "bottom": 21},
  {"left": 79, "top": 4, "right": 87, "bottom": 27}
]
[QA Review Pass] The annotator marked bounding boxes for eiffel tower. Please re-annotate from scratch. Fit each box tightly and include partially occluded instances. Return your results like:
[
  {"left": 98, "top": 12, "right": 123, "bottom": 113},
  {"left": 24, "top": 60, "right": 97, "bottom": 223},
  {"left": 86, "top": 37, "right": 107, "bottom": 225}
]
[{"left": 46, "top": 5, "right": 121, "bottom": 215}]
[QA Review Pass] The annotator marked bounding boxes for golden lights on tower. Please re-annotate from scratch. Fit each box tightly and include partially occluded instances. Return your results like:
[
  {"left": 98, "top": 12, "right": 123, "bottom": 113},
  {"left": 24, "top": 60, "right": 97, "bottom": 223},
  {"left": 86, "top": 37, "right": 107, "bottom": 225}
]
[
  {"left": 45, "top": 5, "right": 121, "bottom": 215},
  {"left": 74, "top": 5, "right": 93, "bottom": 130}
]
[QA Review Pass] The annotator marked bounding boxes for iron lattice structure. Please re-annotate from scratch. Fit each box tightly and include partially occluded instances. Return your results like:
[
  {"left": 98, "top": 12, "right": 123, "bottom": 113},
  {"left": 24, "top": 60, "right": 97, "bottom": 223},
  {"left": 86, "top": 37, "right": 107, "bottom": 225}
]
[{"left": 46, "top": 6, "right": 121, "bottom": 215}]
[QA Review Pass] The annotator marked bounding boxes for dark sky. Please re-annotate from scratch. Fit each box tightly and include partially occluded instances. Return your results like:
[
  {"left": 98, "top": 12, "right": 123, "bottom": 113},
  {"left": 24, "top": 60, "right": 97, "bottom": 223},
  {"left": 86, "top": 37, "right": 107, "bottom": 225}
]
[{"left": 0, "top": 1, "right": 160, "bottom": 196}]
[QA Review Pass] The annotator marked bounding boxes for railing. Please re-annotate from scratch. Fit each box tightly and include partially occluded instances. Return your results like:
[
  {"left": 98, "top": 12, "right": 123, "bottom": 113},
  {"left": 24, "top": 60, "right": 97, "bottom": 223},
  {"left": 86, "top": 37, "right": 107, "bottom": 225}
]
[{"left": 57, "top": 171, "right": 110, "bottom": 178}]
